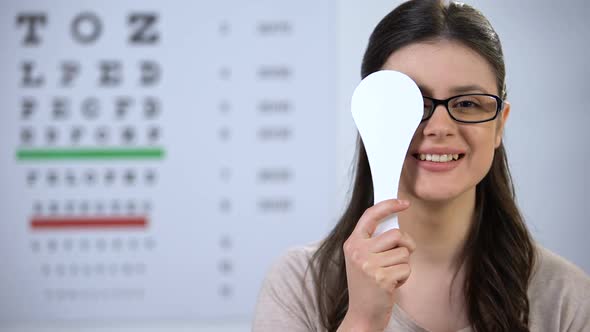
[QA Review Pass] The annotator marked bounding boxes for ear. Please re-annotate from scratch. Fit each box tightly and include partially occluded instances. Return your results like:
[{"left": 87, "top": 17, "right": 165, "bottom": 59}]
[{"left": 495, "top": 101, "right": 510, "bottom": 148}]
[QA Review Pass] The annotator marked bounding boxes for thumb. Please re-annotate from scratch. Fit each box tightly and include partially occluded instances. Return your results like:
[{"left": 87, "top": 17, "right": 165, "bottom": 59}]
[{"left": 354, "top": 199, "right": 410, "bottom": 238}]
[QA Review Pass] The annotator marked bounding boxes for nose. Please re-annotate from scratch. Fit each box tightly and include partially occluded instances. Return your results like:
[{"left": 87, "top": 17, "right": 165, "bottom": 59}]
[{"left": 422, "top": 104, "right": 456, "bottom": 138}]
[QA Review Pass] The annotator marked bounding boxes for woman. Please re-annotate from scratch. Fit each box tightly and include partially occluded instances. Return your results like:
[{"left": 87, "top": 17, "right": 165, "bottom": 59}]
[{"left": 253, "top": 1, "right": 590, "bottom": 331}]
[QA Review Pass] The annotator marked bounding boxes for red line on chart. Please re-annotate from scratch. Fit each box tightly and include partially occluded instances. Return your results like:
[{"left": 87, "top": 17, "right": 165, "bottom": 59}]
[{"left": 30, "top": 217, "right": 148, "bottom": 230}]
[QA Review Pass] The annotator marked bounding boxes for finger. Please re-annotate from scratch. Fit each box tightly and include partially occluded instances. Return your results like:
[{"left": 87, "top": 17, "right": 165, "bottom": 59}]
[
  {"left": 370, "top": 228, "right": 416, "bottom": 253},
  {"left": 354, "top": 199, "right": 410, "bottom": 238},
  {"left": 361, "top": 247, "right": 411, "bottom": 275},
  {"left": 374, "top": 263, "right": 412, "bottom": 291},
  {"left": 370, "top": 246, "right": 411, "bottom": 268}
]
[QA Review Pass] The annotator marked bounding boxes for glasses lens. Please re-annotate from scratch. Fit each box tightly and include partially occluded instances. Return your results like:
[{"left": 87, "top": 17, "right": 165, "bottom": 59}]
[
  {"left": 449, "top": 95, "right": 498, "bottom": 122},
  {"left": 422, "top": 97, "right": 434, "bottom": 120}
]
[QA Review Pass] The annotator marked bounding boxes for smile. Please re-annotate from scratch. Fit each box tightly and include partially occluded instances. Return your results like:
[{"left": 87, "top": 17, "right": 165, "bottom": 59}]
[{"left": 412, "top": 153, "right": 465, "bottom": 163}]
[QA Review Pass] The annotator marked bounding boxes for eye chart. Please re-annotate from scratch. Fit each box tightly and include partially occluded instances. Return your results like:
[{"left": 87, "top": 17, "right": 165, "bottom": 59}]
[{"left": 0, "top": 0, "right": 336, "bottom": 322}]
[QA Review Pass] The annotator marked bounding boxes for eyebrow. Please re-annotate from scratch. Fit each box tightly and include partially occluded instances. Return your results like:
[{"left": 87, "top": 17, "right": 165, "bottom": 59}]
[{"left": 418, "top": 84, "right": 489, "bottom": 96}]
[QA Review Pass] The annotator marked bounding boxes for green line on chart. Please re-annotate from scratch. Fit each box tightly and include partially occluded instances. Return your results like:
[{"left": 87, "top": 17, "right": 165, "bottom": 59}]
[{"left": 16, "top": 148, "right": 165, "bottom": 160}]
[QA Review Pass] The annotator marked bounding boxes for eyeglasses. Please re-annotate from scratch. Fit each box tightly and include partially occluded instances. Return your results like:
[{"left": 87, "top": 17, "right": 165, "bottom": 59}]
[{"left": 422, "top": 93, "right": 504, "bottom": 123}]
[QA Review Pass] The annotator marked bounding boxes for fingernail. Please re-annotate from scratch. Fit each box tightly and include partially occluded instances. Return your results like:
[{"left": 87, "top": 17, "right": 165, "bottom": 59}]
[{"left": 398, "top": 199, "right": 410, "bottom": 206}]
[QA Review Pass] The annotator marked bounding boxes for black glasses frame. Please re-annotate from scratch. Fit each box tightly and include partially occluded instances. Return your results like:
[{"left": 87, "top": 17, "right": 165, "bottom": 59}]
[{"left": 422, "top": 93, "right": 504, "bottom": 124}]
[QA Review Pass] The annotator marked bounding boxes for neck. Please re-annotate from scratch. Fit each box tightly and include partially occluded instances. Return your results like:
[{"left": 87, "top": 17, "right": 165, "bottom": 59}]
[{"left": 398, "top": 188, "right": 475, "bottom": 270}]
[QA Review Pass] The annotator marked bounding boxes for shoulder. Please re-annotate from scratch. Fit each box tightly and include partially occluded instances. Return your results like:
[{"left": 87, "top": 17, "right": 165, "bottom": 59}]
[
  {"left": 252, "top": 243, "right": 322, "bottom": 332},
  {"left": 530, "top": 245, "right": 590, "bottom": 294},
  {"left": 528, "top": 245, "right": 590, "bottom": 331},
  {"left": 269, "top": 243, "right": 319, "bottom": 278},
  {"left": 261, "top": 243, "right": 320, "bottom": 297}
]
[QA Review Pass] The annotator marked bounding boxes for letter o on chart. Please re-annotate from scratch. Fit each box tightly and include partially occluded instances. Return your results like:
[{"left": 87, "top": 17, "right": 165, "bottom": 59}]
[{"left": 71, "top": 12, "right": 102, "bottom": 44}]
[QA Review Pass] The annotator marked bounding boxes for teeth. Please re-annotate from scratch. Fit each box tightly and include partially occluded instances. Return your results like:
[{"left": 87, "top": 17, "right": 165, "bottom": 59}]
[{"left": 418, "top": 153, "right": 461, "bottom": 163}]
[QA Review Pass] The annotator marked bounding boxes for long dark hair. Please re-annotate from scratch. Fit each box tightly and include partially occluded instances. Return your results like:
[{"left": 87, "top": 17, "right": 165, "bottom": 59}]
[{"left": 310, "top": 1, "right": 536, "bottom": 331}]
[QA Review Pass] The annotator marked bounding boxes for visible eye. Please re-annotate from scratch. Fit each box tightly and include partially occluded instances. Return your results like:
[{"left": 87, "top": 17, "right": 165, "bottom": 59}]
[{"left": 453, "top": 99, "right": 480, "bottom": 108}]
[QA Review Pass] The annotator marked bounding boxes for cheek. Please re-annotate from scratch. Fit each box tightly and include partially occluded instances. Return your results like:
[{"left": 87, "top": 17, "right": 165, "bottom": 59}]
[{"left": 465, "top": 128, "right": 497, "bottom": 172}]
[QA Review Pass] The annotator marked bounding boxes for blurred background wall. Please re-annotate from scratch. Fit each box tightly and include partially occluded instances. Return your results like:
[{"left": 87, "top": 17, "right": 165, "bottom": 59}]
[{"left": 0, "top": 0, "right": 587, "bottom": 331}]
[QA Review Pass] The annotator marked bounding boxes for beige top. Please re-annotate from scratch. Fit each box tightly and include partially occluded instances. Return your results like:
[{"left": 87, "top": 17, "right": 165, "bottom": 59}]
[{"left": 253, "top": 244, "right": 590, "bottom": 331}]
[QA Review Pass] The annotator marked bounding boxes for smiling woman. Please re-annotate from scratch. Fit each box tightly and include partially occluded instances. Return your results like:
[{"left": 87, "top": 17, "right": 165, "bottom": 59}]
[
  {"left": 252, "top": 1, "right": 590, "bottom": 331},
  {"left": 387, "top": 40, "right": 506, "bottom": 204}
]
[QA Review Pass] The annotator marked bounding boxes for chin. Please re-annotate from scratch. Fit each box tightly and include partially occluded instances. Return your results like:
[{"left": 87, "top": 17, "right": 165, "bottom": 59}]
[
  {"left": 414, "top": 190, "right": 461, "bottom": 202},
  {"left": 406, "top": 181, "right": 468, "bottom": 203}
]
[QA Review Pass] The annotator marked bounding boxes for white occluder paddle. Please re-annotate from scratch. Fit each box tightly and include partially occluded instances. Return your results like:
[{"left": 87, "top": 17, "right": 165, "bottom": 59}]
[{"left": 351, "top": 70, "right": 423, "bottom": 235}]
